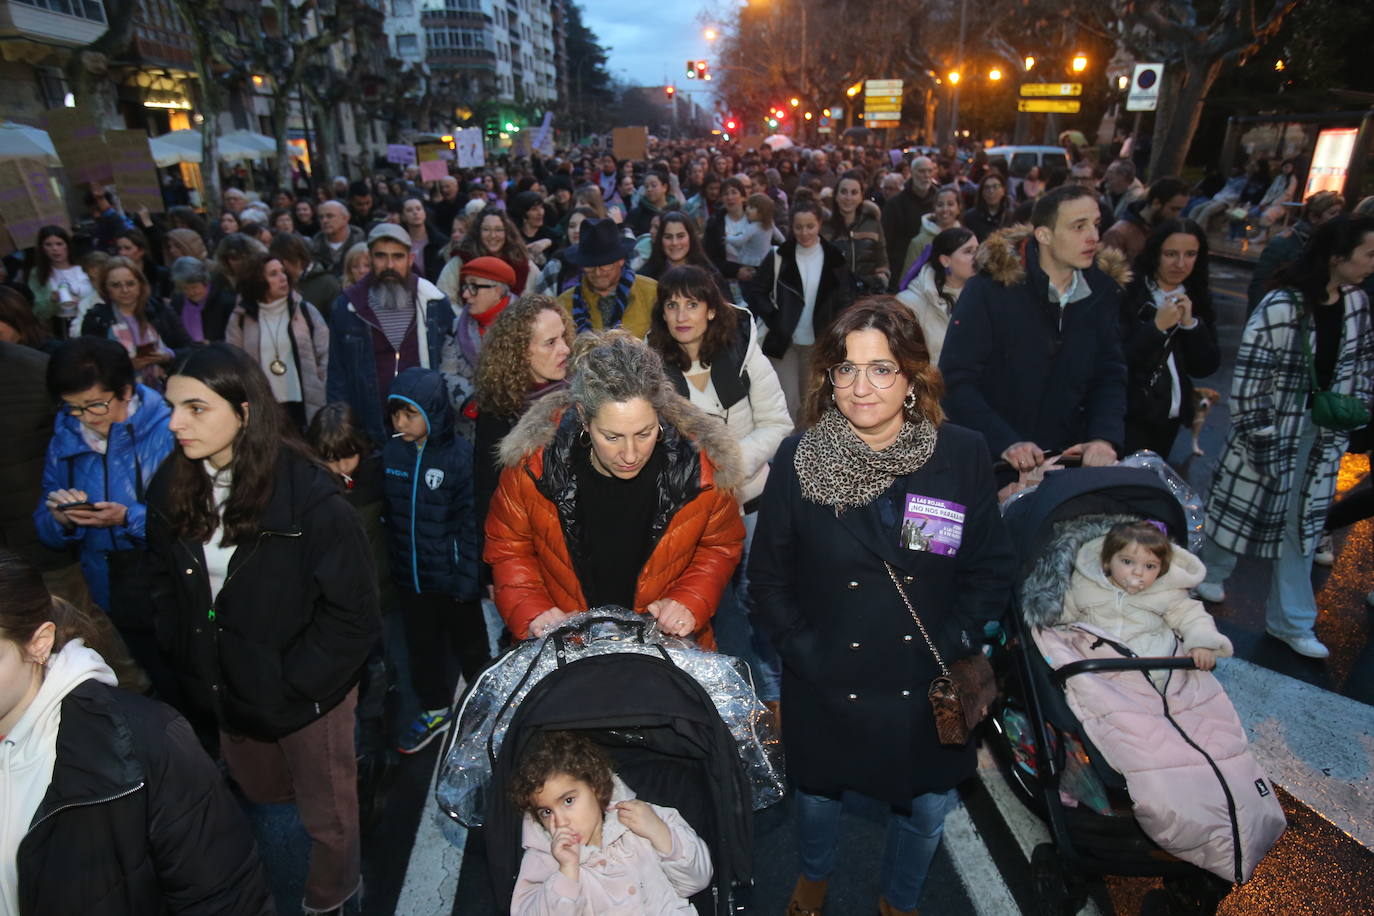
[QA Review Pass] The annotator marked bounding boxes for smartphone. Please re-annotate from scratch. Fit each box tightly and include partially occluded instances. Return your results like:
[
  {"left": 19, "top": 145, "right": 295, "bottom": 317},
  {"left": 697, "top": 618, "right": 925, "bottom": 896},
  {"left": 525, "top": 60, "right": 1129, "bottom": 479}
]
[
  {"left": 57, "top": 501, "right": 96, "bottom": 512},
  {"left": 136, "top": 342, "right": 159, "bottom": 357}
]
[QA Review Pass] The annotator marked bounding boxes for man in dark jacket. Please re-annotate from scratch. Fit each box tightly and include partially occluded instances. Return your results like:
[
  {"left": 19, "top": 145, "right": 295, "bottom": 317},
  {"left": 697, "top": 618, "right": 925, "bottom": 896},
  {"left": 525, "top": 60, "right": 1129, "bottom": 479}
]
[
  {"left": 940, "top": 185, "right": 1128, "bottom": 476},
  {"left": 1101, "top": 176, "right": 1190, "bottom": 262},
  {"left": 1246, "top": 190, "right": 1345, "bottom": 312},
  {"left": 881, "top": 156, "right": 940, "bottom": 289}
]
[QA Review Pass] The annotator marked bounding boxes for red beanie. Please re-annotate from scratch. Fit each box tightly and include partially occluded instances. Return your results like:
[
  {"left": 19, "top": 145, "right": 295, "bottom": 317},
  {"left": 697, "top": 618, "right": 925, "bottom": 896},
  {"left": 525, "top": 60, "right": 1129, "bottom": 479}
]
[{"left": 462, "top": 255, "right": 517, "bottom": 288}]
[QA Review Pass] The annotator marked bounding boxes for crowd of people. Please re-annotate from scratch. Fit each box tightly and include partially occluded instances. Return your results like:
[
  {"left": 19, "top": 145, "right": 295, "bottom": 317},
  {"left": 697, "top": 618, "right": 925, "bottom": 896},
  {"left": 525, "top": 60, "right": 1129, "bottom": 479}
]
[{"left": 0, "top": 133, "right": 1371, "bottom": 916}]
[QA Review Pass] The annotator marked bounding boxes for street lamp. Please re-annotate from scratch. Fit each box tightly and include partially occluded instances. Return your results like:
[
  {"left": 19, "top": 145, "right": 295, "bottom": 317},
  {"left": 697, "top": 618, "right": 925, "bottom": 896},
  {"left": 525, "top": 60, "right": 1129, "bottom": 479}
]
[
  {"left": 988, "top": 68, "right": 1002, "bottom": 81},
  {"left": 789, "top": 97, "right": 800, "bottom": 107},
  {"left": 846, "top": 82, "right": 861, "bottom": 97},
  {"left": 703, "top": 27, "right": 717, "bottom": 40},
  {"left": 947, "top": 71, "right": 960, "bottom": 85},
  {"left": 1071, "top": 54, "right": 1088, "bottom": 73},
  {"left": 1024, "top": 56, "right": 1035, "bottom": 71}
]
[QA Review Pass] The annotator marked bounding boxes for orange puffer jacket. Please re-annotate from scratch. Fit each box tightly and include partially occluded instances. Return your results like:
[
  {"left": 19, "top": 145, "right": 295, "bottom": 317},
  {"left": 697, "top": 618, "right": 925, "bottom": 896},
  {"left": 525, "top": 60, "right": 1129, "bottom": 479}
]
[{"left": 485, "top": 390, "right": 746, "bottom": 647}]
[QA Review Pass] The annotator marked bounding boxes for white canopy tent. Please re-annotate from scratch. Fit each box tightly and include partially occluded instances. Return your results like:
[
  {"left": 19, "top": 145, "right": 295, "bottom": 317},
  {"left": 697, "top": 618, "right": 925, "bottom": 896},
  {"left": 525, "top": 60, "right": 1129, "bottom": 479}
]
[
  {"left": 0, "top": 121, "right": 61, "bottom": 165},
  {"left": 149, "top": 128, "right": 279, "bottom": 167}
]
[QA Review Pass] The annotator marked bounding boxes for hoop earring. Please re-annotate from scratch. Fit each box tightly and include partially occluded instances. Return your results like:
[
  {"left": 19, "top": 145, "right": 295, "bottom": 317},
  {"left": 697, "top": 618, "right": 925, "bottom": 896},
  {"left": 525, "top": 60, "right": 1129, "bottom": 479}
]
[
  {"left": 903, "top": 389, "right": 917, "bottom": 410},
  {"left": 579, "top": 427, "right": 592, "bottom": 447}
]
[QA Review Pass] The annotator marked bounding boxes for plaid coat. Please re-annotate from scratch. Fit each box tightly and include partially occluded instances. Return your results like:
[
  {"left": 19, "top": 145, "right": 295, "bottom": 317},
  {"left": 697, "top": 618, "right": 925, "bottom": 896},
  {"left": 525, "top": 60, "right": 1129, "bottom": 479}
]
[{"left": 1205, "top": 287, "right": 1373, "bottom": 558}]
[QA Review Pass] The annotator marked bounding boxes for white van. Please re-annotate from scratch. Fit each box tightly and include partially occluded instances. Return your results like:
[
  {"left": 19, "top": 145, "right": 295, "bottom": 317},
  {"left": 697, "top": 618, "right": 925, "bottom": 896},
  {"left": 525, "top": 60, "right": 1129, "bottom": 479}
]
[{"left": 984, "top": 145, "right": 1070, "bottom": 178}]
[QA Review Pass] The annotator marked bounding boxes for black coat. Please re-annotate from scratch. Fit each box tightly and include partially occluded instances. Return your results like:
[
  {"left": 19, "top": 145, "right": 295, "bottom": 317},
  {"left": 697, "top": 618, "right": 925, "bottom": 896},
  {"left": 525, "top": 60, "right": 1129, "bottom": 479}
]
[
  {"left": 17, "top": 679, "right": 273, "bottom": 915},
  {"left": 0, "top": 342, "right": 69, "bottom": 572},
  {"left": 939, "top": 229, "right": 1128, "bottom": 458},
  {"left": 744, "top": 237, "right": 853, "bottom": 359},
  {"left": 146, "top": 448, "right": 381, "bottom": 739},
  {"left": 748, "top": 425, "right": 1015, "bottom": 806},
  {"left": 1118, "top": 279, "right": 1221, "bottom": 431},
  {"left": 81, "top": 298, "right": 194, "bottom": 353}
]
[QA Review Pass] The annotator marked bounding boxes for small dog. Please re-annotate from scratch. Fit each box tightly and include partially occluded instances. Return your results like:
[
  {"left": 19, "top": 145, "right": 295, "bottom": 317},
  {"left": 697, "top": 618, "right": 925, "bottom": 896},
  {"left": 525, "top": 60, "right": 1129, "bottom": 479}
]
[{"left": 1190, "top": 387, "right": 1222, "bottom": 455}]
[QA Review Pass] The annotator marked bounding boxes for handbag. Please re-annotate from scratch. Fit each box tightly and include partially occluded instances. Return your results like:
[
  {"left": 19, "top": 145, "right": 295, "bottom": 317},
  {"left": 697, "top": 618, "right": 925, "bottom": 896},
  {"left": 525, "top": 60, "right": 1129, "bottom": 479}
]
[
  {"left": 884, "top": 563, "right": 997, "bottom": 746},
  {"left": 1299, "top": 312, "right": 1370, "bottom": 431}
]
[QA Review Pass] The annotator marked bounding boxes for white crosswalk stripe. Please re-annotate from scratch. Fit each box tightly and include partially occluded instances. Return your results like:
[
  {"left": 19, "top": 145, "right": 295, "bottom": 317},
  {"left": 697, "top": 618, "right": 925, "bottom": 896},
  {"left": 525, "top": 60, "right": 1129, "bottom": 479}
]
[{"left": 397, "top": 753, "right": 464, "bottom": 915}]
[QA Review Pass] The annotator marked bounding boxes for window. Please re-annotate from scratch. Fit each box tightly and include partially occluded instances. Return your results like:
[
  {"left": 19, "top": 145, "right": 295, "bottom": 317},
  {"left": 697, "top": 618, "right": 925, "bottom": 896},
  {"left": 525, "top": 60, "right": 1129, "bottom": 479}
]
[
  {"left": 426, "top": 27, "right": 488, "bottom": 51},
  {"left": 392, "top": 0, "right": 412, "bottom": 15},
  {"left": 396, "top": 33, "right": 419, "bottom": 55},
  {"left": 12, "top": 0, "right": 107, "bottom": 22}
]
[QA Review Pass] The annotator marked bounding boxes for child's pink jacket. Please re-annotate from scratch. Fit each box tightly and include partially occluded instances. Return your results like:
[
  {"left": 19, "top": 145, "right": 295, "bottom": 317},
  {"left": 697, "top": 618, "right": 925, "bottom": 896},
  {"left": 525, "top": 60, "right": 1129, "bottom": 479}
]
[{"left": 511, "top": 777, "right": 712, "bottom": 915}]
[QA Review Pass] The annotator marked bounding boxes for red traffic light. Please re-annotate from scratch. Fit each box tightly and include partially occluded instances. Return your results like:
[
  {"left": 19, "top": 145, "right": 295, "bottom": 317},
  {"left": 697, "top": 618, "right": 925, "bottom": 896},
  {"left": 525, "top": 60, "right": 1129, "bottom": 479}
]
[
  {"left": 665, "top": 85, "right": 675, "bottom": 96},
  {"left": 725, "top": 118, "right": 737, "bottom": 131}
]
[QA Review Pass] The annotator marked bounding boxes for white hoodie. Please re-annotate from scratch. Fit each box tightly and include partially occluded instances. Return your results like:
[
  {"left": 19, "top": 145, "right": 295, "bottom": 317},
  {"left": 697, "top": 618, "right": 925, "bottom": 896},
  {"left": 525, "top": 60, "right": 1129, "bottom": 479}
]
[{"left": 0, "top": 641, "right": 117, "bottom": 916}]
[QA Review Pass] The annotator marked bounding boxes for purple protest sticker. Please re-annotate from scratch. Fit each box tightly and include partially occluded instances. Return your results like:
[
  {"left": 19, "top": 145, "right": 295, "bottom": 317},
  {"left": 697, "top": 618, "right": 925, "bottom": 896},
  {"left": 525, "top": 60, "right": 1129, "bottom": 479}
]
[{"left": 900, "top": 494, "right": 966, "bottom": 556}]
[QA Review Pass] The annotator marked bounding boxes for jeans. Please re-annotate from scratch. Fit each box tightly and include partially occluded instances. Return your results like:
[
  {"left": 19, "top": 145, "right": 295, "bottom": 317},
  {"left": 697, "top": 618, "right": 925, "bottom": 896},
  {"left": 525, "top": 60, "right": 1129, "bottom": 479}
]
[
  {"left": 1201, "top": 419, "right": 1320, "bottom": 639},
  {"left": 708, "top": 512, "right": 781, "bottom": 701},
  {"left": 796, "top": 787, "right": 957, "bottom": 910},
  {"left": 769, "top": 343, "right": 813, "bottom": 431}
]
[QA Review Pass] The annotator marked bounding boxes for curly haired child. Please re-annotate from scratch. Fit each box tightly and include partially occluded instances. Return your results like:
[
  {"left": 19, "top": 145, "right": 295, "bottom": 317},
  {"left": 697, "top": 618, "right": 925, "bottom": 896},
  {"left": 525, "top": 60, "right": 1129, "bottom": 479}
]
[{"left": 509, "top": 730, "right": 712, "bottom": 914}]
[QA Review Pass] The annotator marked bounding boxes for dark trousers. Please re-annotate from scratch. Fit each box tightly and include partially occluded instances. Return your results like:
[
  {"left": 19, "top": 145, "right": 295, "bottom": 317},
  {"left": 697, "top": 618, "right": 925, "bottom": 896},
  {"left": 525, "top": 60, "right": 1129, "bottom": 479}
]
[
  {"left": 1124, "top": 414, "right": 1182, "bottom": 461},
  {"left": 1326, "top": 483, "right": 1374, "bottom": 531},
  {"left": 399, "top": 592, "right": 488, "bottom": 710}
]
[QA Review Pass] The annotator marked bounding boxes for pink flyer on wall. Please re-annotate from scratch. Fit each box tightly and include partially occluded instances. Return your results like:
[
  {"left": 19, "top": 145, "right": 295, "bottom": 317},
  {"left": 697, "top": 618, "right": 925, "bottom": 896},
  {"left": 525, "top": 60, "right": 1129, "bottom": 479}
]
[{"left": 900, "top": 494, "right": 966, "bottom": 556}]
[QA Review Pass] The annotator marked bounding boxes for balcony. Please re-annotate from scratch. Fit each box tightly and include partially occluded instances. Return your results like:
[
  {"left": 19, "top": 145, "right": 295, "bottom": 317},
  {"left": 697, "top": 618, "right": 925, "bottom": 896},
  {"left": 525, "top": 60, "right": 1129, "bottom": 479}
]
[
  {"left": 420, "top": 8, "right": 488, "bottom": 28},
  {"left": 0, "top": 0, "right": 108, "bottom": 48},
  {"left": 427, "top": 47, "right": 496, "bottom": 70}
]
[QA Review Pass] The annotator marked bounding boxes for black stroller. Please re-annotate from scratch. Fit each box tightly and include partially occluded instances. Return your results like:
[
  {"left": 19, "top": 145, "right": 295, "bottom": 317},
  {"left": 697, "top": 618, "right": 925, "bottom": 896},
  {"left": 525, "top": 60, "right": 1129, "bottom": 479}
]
[
  {"left": 436, "top": 609, "right": 784, "bottom": 915},
  {"left": 989, "top": 466, "right": 1234, "bottom": 915}
]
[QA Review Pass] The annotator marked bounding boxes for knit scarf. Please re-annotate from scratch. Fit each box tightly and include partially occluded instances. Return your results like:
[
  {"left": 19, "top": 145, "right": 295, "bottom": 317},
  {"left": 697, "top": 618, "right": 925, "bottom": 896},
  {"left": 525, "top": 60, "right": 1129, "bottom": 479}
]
[
  {"left": 571, "top": 265, "right": 636, "bottom": 333},
  {"left": 794, "top": 406, "right": 938, "bottom": 514}
]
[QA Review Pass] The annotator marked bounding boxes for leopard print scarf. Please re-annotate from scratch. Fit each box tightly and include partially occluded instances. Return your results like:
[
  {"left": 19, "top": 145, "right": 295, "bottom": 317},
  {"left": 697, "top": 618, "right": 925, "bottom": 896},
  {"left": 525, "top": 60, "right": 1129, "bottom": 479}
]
[{"left": 795, "top": 406, "right": 938, "bottom": 514}]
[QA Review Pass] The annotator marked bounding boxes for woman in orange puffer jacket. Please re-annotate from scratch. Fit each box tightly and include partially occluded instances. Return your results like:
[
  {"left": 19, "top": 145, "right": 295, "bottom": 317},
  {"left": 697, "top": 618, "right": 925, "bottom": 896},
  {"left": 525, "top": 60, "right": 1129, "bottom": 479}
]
[{"left": 484, "top": 333, "right": 745, "bottom": 647}]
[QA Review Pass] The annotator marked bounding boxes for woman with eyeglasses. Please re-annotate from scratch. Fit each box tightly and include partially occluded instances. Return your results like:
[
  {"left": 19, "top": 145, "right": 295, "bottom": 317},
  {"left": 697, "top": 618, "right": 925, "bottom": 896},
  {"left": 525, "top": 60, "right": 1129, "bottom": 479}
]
[
  {"left": 748, "top": 297, "right": 1014, "bottom": 916},
  {"left": 80, "top": 256, "right": 191, "bottom": 391},
  {"left": 961, "top": 174, "right": 1015, "bottom": 243},
  {"left": 646, "top": 265, "right": 791, "bottom": 704},
  {"left": 34, "top": 337, "right": 176, "bottom": 695}
]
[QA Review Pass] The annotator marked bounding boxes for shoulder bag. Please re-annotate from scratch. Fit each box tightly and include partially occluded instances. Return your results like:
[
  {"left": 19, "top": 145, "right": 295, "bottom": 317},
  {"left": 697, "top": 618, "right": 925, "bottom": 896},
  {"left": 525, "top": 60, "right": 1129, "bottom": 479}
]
[
  {"left": 1299, "top": 310, "right": 1370, "bottom": 432},
  {"left": 884, "top": 562, "right": 996, "bottom": 746}
]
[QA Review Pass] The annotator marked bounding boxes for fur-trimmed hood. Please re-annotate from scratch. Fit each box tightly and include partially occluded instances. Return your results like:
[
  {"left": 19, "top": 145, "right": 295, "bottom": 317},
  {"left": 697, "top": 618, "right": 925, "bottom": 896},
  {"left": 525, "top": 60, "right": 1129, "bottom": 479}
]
[
  {"left": 975, "top": 224, "right": 1131, "bottom": 290},
  {"left": 497, "top": 388, "right": 746, "bottom": 493}
]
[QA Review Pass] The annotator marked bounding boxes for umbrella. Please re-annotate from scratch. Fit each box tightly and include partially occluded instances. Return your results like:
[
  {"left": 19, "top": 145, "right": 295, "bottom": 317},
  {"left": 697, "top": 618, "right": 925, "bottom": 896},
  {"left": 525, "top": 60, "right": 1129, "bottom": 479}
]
[
  {"left": 149, "top": 129, "right": 280, "bottom": 167},
  {"left": 0, "top": 121, "right": 60, "bottom": 165},
  {"left": 221, "top": 129, "right": 277, "bottom": 157},
  {"left": 763, "top": 134, "right": 795, "bottom": 150},
  {"left": 149, "top": 129, "right": 203, "bottom": 167}
]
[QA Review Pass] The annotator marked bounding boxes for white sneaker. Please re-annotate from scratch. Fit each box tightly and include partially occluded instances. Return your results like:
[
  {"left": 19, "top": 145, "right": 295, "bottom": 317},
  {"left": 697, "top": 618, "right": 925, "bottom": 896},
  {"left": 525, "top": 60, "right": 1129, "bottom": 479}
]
[
  {"left": 1194, "top": 581, "right": 1225, "bottom": 603},
  {"left": 1266, "top": 629, "right": 1330, "bottom": 659},
  {"left": 1313, "top": 532, "right": 1334, "bottom": 566}
]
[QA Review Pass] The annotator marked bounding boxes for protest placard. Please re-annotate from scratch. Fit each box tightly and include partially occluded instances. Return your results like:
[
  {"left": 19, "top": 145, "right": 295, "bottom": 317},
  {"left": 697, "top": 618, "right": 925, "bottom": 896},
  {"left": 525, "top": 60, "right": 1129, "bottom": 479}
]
[
  {"left": 532, "top": 112, "right": 554, "bottom": 156},
  {"left": 455, "top": 128, "right": 484, "bottom": 168},
  {"left": 45, "top": 108, "right": 112, "bottom": 187},
  {"left": 105, "top": 129, "right": 164, "bottom": 213},
  {"left": 0, "top": 158, "right": 70, "bottom": 249},
  {"left": 611, "top": 126, "right": 648, "bottom": 162},
  {"left": 419, "top": 159, "right": 448, "bottom": 183},
  {"left": 386, "top": 144, "right": 417, "bottom": 165}
]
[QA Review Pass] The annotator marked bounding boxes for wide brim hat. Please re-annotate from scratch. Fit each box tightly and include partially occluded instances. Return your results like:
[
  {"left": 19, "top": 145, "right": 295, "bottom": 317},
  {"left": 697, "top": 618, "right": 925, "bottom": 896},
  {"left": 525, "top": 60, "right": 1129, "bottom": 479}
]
[{"left": 562, "top": 217, "right": 636, "bottom": 268}]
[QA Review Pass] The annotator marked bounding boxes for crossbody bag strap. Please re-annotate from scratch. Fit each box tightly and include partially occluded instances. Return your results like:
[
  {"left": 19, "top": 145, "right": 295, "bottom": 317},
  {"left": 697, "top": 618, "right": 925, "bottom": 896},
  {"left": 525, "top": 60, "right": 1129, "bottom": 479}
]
[
  {"left": 883, "top": 562, "right": 949, "bottom": 677},
  {"left": 1297, "top": 311, "right": 1322, "bottom": 395}
]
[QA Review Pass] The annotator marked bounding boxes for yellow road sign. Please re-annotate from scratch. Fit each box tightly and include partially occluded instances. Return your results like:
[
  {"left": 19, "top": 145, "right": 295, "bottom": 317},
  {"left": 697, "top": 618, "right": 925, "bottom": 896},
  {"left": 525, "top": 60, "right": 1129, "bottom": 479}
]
[
  {"left": 865, "top": 102, "right": 902, "bottom": 113},
  {"left": 1017, "top": 98, "right": 1082, "bottom": 113},
  {"left": 1019, "top": 83, "right": 1082, "bottom": 98}
]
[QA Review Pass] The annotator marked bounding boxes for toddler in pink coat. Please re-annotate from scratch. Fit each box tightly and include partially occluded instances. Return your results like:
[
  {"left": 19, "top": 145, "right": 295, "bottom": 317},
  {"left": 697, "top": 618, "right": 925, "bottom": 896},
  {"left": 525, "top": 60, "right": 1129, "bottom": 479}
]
[{"left": 509, "top": 730, "right": 712, "bottom": 915}]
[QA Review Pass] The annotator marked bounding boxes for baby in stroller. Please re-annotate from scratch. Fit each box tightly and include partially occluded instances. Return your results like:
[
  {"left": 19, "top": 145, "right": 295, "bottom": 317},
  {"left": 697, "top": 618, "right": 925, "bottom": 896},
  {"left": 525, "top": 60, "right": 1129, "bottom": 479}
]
[
  {"left": 1060, "top": 520, "right": 1233, "bottom": 686},
  {"left": 509, "top": 730, "right": 713, "bottom": 915}
]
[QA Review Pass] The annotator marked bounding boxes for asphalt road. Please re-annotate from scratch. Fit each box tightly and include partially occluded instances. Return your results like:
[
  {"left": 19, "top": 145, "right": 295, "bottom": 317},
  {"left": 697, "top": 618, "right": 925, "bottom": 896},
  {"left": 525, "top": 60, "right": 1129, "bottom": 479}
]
[{"left": 247, "top": 257, "right": 1373, "bottom": 915}]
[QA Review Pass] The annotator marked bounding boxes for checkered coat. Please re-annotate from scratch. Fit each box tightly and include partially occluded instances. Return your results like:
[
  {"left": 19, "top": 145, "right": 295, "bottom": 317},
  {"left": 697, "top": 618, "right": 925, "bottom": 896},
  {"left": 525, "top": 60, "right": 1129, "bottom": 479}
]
[{"left": 1205, "top": 287, "right": 1373, "bottom": 558}]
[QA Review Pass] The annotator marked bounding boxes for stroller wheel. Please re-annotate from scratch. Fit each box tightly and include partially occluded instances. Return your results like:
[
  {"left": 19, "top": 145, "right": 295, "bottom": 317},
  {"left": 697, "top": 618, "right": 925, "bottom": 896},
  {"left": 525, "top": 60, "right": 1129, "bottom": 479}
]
[
  {"left": 1161, "top": 872, "right": 1228, "bottom": 915},
  {"left": 1030, "top": 843, "right": 1087, "bottom": 916}
]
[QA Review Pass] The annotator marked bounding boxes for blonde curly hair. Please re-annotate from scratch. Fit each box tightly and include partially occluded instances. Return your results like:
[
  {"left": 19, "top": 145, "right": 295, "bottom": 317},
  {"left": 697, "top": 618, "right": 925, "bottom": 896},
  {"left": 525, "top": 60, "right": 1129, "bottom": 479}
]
[{"left": 474, "top": 295, "right": 576, "bottom": 417}]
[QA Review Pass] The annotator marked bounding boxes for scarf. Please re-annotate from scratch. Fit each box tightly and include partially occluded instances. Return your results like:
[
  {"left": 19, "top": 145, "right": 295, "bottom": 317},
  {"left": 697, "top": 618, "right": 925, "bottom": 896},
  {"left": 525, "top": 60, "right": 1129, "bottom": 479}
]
[
  {"left": 794, "top": 406, "right": 938, "bottom": 514},
  {"left": 455, "top": 295, "right": 511, "bottom": 369},
  {"left": 570, "top": 265, "right": 635, "bottom": 333}
]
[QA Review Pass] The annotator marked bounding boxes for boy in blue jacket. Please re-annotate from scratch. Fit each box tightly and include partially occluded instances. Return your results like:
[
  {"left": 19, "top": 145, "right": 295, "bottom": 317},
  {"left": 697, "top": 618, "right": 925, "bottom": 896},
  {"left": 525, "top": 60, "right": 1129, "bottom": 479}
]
[{"left": 383, "top": 367, "right": 485, "bottom": 753}]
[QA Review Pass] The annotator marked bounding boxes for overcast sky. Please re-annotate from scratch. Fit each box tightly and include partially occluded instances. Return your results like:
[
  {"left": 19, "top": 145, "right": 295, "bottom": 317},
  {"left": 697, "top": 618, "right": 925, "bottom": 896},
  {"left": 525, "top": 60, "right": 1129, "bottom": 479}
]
[{"left": 578, "top": 0, "right": 723, "bottom": 91}]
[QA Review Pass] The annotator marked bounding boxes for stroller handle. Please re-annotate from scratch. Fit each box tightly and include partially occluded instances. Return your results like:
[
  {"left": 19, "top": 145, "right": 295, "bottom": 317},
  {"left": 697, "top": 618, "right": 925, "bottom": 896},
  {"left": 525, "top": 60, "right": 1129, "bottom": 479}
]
[{"left": 1052, "top": 656, "right": 1196, "bottom": 686}]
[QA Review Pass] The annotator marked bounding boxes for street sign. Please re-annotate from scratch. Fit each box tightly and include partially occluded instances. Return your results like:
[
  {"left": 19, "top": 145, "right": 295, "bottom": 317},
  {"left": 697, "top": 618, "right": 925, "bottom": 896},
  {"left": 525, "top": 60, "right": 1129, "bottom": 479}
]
[
  {"left": 1017, "top": 99, "right": 1081, "bottom": 114},
  {"left": 864, "top": 79, "right": 903, "bottom": 92},
  {"left": 1126, "top": 62, "right": 1164, "bottom": 111},
  {"left": 865, "top": 79, "right": 903, "bottom": 125},
  {"left": 866, "top": 111, "right": 901, "bottom": 121},
  {"left": 1019, "top": 83, "right": 1082, "bottom": 97},
  {"left": 865, "top": 102, "right": 902, "bottom": 113}
]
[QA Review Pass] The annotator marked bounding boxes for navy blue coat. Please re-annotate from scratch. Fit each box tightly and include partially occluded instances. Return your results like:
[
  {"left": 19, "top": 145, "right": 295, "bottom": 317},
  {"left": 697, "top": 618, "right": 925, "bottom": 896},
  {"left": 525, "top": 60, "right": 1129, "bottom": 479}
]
[
  {"left": 749, "top": 424, "right": 1015, "bottom": 806},
  {"left": 938, "top": 228, "right": 1128, "bottom": 458},
  {"left": 383, "top": 368, "right": 478, "bottom": 600},
  {"left": 34, "top": 385, "right": 174, "bottom": 613}
]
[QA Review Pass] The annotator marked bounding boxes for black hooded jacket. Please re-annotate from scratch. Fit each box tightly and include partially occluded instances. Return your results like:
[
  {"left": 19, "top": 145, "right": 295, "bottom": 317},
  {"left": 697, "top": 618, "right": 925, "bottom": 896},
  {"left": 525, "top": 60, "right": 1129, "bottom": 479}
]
[{"left": 146, "top": 447, "right": 381, "bottom": 739}]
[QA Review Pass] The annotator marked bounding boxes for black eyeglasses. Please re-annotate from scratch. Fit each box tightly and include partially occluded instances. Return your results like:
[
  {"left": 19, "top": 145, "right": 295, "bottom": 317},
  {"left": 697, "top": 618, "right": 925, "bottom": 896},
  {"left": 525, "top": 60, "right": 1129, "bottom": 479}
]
[
  {"left": 64, "top": 398, "right": 116, "bottom": 417},
  {"left": 460, "top": 282, "right": 499, "bottom": 295}
]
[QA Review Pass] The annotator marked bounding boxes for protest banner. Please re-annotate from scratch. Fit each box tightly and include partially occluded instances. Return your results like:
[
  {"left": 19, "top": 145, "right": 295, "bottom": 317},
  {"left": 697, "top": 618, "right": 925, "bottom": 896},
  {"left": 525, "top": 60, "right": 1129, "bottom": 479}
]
[
  {"left": 386, "top": 144, "right": 417, "bottom": 165},
  {"left": 419, "top": 159, "right": 448, "bottom": 182},
  {"left": 0, "top": 157, "right": 70, "bottom": 249},
  {"left": 105, "top": 129, "right": 164, "bottom": 213},
  {"left": 455, "top": 128, "right": 484, "bottom": 168},
  {"left": 45, "top": 108, "right": 112, "bottom": 187},
  {"left": 611, "top": 126, "right": 648, "bottom": 162}
]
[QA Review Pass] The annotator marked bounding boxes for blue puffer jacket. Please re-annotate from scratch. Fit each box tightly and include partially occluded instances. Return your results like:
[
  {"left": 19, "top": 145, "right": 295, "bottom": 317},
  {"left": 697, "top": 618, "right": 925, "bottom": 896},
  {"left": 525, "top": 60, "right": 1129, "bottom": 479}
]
[
  {"left": 382, "top": 368, "right": 478, "bottom": 600},
  {"left": 33, "top": 385, "right": 174, "bottom": 613}
]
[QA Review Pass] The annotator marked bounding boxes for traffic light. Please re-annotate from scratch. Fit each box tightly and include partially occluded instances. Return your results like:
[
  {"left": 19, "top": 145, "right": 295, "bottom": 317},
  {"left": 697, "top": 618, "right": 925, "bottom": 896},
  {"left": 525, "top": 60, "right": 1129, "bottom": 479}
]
[
  {"left": 665, "top": 85, "right": 675, "bottom": 97},
  {"left": 725, "top": 117, "right": 737, "bottom": 131},
  {"left": 686, "top": 60, "right": 696, "bottom": 79},
  {"left": 483, "top": 117, "right": 498, "bottom": 137},
  {"left": 695, "top": 60, "right": 708, "bottom": 80}
]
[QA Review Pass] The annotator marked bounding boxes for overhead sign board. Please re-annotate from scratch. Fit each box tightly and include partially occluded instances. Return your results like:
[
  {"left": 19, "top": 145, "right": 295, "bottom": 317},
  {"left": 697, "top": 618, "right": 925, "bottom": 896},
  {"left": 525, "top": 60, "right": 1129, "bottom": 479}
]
[
  {"left": 1126, "top": 63, "right": 1164, "bottom": 111},
  {"left": 864, "top": 79, "right": 903, "bottom": 93},
  {"left": 1017, "top": 99, "right": 1082, "bottom": 114},
  {"left": 1020, "top": 83, "right": 1082, "bottom": 98},
  {"left": 865, "top": 79, "right": 903, "bottom": 127}
]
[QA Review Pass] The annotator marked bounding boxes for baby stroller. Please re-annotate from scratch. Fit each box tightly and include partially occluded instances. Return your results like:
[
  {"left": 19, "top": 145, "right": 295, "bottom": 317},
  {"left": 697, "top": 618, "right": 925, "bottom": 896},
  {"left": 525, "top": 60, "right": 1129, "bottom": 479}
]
[
  {"left": 989, "top": 465, "right": 1242, "bottom": 915},
  {"left": 436, "top": 607, "right": 785, "bottom": 915}
]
